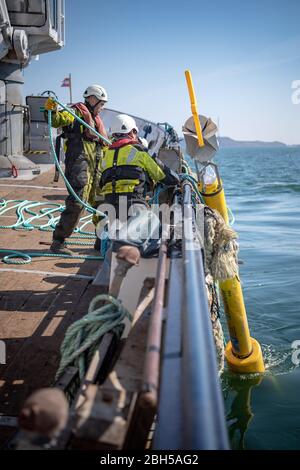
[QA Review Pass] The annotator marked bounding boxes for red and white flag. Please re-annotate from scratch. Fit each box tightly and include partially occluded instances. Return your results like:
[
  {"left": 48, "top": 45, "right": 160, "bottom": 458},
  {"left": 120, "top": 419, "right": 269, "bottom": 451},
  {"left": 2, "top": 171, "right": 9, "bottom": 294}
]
[{"left": 61, "top": 77, "right": 70, "bottom": 87}]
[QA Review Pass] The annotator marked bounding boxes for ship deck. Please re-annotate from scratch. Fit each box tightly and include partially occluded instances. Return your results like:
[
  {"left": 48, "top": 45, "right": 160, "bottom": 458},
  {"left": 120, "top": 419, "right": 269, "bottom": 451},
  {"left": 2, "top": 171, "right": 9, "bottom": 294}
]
[{"left": 0, "top": 168, "right": 104, "bottom": 445}]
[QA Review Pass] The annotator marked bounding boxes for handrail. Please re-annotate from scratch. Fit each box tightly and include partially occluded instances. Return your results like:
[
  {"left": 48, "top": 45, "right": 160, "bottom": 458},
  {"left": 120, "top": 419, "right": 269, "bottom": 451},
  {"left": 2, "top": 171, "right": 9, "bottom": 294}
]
[
  {"left": 154, "top": 184, "right": 229, "bottom": 449},
  {"left": 181, "top": 183, "right": 229, "bottom": 449}
]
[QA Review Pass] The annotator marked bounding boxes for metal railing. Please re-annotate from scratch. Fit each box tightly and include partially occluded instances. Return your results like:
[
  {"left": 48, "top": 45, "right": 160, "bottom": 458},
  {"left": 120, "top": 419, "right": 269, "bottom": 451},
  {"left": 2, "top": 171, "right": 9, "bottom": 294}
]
[{"left": 154, "top": 183, "right": 229, "bottom": 449}]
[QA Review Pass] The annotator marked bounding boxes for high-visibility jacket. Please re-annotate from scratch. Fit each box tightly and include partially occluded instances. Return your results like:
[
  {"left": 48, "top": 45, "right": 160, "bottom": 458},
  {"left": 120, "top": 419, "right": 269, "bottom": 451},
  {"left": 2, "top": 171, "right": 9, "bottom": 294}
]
[
  {"left": 49, "top": 103, "right": 107, "bottom": 203},
  {"left": 99, "top": 141, "right": 174, "bottom": 196}
]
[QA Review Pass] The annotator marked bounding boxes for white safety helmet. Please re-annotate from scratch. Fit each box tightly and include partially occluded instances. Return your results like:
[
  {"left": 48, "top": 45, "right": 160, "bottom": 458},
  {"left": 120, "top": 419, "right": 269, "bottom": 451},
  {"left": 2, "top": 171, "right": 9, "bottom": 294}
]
[
  {"left": 111, "top": 114, "right": 139, "bottom": 135},
  {"left": 83, "top": 84, "right": 108, "bottom": 102}
]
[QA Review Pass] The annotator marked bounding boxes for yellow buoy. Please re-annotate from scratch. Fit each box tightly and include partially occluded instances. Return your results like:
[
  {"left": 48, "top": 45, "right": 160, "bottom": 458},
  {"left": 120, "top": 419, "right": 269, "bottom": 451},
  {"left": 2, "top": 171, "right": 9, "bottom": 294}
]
[
  {"left": 183, "top": 69, "right": 264, "bottom": 374},
  {"left": 199, "top": 164, "right": 265, "bottom": 373},
  {"left": 220, "top": 276, "right": 265, "bottom": 373}
]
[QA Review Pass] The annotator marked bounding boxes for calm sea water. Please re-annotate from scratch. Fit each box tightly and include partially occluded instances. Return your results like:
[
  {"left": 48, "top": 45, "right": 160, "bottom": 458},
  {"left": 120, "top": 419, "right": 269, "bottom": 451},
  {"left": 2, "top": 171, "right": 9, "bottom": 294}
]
[{"left": 214, "top": 147, "right": 300, "bottom": 449}]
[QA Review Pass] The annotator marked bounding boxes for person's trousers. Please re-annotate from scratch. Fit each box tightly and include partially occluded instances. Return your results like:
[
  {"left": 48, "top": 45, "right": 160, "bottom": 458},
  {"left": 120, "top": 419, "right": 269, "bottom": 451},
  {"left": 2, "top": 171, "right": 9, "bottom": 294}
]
[{"left": 53, "top": 195, "right": 84, "bottom": 242}]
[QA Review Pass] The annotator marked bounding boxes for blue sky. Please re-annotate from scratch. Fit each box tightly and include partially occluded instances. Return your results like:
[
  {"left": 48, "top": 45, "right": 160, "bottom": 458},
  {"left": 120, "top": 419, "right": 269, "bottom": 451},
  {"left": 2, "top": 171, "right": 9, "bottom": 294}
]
[{"left": 24, "top": 0, "right": 300, "bottom": 144}]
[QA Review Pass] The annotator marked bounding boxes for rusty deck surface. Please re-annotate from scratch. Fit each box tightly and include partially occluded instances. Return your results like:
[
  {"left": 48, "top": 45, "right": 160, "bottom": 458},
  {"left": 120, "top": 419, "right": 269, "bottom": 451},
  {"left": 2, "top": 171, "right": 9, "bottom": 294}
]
[{"left": 0, "top": 168, "right": 104, "bottom": 430}]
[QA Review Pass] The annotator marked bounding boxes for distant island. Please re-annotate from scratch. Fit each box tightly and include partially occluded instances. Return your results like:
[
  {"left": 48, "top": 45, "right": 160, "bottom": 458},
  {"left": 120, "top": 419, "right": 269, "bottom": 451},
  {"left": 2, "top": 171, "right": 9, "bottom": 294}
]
[
  {"left": 179, "top": 135, "right": 299, "bottom": 148},
  {"left": 218, "top": 136, "right": 299, "bottom": 148}
]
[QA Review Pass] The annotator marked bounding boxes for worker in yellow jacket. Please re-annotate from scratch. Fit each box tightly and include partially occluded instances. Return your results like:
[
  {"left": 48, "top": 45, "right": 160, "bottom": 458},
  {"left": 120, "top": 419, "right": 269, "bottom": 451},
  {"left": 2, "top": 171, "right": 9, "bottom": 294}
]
[
  {"left": 93, "top": 113, "right": 179, "bottom": 286},
  {"left": 98, "top": 113, "right": 179, "bottom": 214},
  {"left": 44, "top": 85, "right": 108, "bottom": 254}
]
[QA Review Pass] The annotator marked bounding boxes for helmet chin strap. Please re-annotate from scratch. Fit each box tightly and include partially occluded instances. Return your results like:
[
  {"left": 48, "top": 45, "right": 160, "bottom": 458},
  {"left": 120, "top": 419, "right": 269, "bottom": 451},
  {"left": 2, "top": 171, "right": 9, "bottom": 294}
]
[{"left": 85, "top": 99, "right": 101, "bottom": 115}]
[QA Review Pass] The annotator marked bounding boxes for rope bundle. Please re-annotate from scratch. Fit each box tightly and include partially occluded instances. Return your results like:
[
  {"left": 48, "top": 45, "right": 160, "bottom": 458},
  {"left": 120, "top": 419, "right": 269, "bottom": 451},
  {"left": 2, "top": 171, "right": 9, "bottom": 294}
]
[
  {"left": 56, "top": 294, "right": 132, "bottom": 380},
  {"left": 0, "top": 198, "right": 103, "bottom": 264},
  {"left": 204, "top": 206, "right": 239, "bottom": 282}
]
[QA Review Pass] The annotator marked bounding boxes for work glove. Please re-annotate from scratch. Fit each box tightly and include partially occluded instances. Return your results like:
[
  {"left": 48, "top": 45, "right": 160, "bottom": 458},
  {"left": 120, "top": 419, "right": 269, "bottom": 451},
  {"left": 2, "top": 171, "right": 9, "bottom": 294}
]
[{"left": 44, "top": 97, "right": 57, "bottom": 111}]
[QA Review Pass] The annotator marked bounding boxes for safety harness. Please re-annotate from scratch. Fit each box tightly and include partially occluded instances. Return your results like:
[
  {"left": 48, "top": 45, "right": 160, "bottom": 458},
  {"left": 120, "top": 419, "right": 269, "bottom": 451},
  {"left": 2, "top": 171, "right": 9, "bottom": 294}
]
[{"left": 100, "top": 141, "right": 147, "bottom": 195}]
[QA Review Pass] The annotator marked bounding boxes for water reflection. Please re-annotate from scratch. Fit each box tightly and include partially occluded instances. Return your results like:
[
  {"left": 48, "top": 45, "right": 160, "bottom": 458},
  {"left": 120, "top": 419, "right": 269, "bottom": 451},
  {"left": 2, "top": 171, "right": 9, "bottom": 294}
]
[{"left": 224, "top": 373, "right": 262, "bottom": 449}]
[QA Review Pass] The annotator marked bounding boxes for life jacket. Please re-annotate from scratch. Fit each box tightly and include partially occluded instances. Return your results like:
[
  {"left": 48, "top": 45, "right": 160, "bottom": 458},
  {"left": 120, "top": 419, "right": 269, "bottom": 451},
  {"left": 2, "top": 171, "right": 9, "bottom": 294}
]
[
  {"left": 100, "top": 140, "right": 148, "bottom": 196},
  {"left": 109, "top": 137, "right": 138, "bottom": 149},
  {"left": 71, "top": 102, "right": 107, "bottom": 142}
]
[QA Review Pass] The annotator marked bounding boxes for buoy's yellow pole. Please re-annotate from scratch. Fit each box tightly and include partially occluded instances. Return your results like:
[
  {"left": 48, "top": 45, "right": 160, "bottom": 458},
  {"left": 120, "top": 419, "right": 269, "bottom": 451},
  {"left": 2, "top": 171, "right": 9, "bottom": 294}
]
[{"left": 184, "top": 70, "right": 205, "bottom": 147}]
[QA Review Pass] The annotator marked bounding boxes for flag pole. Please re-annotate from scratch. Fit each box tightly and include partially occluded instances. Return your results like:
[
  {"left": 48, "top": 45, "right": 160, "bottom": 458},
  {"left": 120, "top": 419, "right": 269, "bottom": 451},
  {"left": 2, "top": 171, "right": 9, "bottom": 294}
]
[{"left": 69, "top": 73, "right": 73, "bottom": 104}]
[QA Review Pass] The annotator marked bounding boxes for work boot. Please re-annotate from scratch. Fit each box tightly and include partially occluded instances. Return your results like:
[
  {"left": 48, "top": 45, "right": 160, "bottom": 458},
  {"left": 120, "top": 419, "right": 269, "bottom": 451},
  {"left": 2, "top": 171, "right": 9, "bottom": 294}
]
[{"left": 50, "top": 240, "right": 74, "bottom": 256}]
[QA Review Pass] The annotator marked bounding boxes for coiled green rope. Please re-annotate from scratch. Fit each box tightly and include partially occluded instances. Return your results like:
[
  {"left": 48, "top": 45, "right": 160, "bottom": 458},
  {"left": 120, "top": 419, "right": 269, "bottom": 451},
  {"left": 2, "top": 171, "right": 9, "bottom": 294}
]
[
  {"left": 0, "top": 198, "right": 96, "bottom": 235},
  {"left": 0, "top": 249, "right": 101, "bottom": 265},
  {"left": 0, "top": 198, "right": 103, "bottom": 264},
  {"left": 56, "top": 294, "right": 132, "bottom": 380}
]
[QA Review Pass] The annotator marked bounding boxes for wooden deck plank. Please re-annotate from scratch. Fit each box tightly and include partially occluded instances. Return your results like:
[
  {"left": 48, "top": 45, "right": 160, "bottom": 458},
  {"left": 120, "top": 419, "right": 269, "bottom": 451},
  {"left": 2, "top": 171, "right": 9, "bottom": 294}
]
[{"left": 0, "top": 277, "right": 98, "bottom": 415}]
